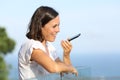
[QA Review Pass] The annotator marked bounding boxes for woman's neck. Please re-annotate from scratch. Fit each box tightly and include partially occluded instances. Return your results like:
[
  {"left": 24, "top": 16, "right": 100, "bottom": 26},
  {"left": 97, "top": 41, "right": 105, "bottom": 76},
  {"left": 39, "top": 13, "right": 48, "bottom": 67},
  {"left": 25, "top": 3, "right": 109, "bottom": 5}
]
[
  {"left": 42, "top": 40, "right": 47, "bottom": 47},
  {"left": 42, "top": 40, "right": 49, "bottom": 55}
]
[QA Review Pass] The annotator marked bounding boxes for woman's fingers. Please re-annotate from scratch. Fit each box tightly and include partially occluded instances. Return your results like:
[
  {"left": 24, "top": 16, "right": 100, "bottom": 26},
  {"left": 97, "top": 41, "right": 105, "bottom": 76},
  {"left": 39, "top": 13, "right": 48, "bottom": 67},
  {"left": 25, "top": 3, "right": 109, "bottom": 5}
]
[{"left": 61, "top": 40, "right": 72, "bottom": 54}]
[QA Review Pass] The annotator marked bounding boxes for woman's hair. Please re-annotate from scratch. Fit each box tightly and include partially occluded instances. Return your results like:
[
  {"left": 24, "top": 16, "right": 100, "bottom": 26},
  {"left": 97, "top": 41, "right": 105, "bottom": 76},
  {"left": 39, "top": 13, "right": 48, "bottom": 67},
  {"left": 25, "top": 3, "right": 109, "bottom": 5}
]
[{"left": 26, "top": 6, "right": 59, "bottom": 42}]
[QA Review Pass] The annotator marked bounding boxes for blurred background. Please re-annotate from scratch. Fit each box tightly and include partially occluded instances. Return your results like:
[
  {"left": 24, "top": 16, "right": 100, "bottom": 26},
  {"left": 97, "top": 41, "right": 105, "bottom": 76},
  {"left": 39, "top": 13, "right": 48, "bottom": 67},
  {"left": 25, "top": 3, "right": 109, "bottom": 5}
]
[{"left": 0, "top": 0, "right": 120, "bottom": 80}]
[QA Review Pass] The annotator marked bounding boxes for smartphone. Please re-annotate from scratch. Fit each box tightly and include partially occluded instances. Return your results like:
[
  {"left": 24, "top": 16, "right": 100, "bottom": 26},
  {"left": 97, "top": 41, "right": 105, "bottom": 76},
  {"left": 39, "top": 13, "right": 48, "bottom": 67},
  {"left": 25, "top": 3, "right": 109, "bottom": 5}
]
[{"left": 68, "top": 33, "right": 81, "bottom": 41}]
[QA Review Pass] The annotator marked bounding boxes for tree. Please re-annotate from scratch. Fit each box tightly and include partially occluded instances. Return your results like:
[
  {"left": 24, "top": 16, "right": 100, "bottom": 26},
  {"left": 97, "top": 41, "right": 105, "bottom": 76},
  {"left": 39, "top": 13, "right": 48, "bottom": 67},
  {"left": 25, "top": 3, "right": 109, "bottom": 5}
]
[{"left": 0, "top": 27, "right": 16, "bottom": 80}]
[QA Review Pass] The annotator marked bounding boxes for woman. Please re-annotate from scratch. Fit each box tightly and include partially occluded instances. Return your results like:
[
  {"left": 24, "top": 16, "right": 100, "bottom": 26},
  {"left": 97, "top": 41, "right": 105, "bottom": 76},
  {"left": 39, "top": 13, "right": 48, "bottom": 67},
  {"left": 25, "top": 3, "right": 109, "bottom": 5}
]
[{"left": 18, "top": 6, "right": 78, "bottom": 80}]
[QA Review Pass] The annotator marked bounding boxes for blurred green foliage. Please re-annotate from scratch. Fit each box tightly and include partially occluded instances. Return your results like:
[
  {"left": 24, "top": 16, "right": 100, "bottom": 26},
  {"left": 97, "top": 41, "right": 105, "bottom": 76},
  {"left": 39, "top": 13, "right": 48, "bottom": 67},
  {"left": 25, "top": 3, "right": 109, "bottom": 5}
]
[
  {"left": 0, "top": 27, "right": 16, "bottom": 80},
  {"left": 0, "top": 56, "right": 8, "bottom": 80},
  {"left": 0, "top": 27, "right": 16, "bottom": 54}
]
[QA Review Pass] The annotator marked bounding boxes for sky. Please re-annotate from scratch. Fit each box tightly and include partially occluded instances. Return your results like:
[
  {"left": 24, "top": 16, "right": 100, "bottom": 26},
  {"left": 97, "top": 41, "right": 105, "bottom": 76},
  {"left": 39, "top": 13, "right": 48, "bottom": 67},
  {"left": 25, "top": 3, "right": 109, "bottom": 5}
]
[
  {"left": 0, "top": 0, "right": 120, "bottom": 54},
  {"left": 0, "top": 0, "right": 120, "bottom": 77}
]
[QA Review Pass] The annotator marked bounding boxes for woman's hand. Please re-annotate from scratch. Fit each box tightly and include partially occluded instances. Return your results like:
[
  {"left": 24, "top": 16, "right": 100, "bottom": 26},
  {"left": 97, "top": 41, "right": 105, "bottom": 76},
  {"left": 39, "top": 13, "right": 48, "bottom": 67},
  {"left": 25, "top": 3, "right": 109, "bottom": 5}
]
[
  {"left": 61, "top": 40, "right": 72, "bottom": 56},
  {"left": 71, "top": 66, "right": 78, "bottom": 76},
  {"left": 60, "top": 65, "right": 78, "bottom": 77}
]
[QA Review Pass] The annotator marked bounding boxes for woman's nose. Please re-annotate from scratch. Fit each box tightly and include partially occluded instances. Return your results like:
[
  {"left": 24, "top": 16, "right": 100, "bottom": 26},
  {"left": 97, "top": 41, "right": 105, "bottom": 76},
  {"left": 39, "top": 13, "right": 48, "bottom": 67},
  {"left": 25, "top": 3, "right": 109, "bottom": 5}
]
[{"left": 56, "top": 26, "right": 60, "bottom": 33}]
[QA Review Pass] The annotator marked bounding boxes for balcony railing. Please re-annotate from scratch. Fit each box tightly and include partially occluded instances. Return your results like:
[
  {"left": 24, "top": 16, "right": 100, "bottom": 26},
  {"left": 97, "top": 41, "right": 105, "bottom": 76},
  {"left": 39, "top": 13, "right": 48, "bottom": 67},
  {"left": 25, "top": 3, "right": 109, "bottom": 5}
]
[
  {"left": 24, "top": 66, "right": 91, "bottom": 80},
  {"left": 1, "top": 66, "right": 120, "bottom": 80}
]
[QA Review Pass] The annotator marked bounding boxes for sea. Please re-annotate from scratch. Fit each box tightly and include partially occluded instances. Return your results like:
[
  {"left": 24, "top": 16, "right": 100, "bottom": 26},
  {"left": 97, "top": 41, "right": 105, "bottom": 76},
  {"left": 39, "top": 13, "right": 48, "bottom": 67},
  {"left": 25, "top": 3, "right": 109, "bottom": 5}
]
[{"left": 5, "top": 52, "right": 120, "bottom": 80}]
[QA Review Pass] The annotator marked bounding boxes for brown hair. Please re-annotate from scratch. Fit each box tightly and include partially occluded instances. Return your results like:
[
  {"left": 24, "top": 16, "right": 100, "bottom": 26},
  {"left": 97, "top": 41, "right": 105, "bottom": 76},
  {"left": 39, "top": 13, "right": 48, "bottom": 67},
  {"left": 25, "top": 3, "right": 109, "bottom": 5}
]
[{"left": 26, "top": 6, "right": 59, "bottom": 42}]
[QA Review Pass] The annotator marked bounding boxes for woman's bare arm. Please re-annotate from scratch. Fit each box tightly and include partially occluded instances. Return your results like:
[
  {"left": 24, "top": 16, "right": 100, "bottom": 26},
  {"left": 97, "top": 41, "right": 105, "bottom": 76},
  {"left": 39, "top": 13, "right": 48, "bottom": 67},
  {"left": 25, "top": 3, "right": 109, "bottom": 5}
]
[
  {"left": 31, "top": 49, "right": 77, "bottom": 74},
  {"left": 61, "top": 40, "right": 72, "bottom": 65}
]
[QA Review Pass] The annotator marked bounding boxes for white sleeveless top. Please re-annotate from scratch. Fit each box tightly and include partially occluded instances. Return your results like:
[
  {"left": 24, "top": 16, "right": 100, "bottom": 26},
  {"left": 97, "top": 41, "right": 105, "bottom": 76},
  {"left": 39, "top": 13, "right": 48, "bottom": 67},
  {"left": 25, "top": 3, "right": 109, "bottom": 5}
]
[{"left": 18, "top": 39, "right": 58, "bottom": 80}]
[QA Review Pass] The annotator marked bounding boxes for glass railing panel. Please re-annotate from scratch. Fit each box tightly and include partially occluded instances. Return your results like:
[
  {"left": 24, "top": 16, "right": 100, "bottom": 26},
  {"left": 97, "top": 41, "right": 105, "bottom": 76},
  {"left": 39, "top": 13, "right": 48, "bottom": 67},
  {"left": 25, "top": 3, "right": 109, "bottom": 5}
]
[
  {"left": 1, "top": 67, "right": 120, "bottom": 80},
  {"left": 27, "top": 66, "right": 91, "bottom": 80},
  {"left": 61, "top": 66, "right": 91, "bottom": 80},
  {"left": 0, "top": 66, "right": 91, "bottom": 80},
  {"left": 90, "top": 76, "right": 120, "bottom": 80}
]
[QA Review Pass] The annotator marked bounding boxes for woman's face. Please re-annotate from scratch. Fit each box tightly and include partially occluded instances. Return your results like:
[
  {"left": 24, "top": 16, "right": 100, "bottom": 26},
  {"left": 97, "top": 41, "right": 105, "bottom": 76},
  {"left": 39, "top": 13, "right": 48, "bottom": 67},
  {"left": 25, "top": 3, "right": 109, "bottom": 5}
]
[{"left": 42, "top": 16, "right": 60, "bottom": 42}]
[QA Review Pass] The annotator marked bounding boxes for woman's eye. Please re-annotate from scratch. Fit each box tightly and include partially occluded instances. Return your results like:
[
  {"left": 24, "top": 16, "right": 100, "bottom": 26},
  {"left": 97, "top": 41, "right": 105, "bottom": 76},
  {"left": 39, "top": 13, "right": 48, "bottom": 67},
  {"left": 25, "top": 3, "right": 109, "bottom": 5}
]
[
  {"left": 53, "top": 24, "right": 57, "bottom": 28},
  {"left": 52, "top": 24, "right": 59, "bottom": 28}
]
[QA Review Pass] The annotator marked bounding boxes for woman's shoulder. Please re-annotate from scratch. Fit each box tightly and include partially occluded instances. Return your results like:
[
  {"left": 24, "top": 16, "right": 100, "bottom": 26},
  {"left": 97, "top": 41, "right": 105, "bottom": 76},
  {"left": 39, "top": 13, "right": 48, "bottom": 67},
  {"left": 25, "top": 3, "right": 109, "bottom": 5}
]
[
  {"left": 25, "top": 39, "right": 42, "bottom": 44},
  {"left": 21, "top": 39, "right": 42, "bottom": 47}
]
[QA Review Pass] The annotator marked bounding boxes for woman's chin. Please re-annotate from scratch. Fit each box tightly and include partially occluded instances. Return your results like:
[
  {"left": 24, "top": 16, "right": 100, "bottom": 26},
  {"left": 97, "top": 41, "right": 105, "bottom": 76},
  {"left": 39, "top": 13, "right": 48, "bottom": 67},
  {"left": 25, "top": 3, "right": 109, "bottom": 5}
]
[{"left": 48, "top": 39, "right": 55, "bottom": 42}]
